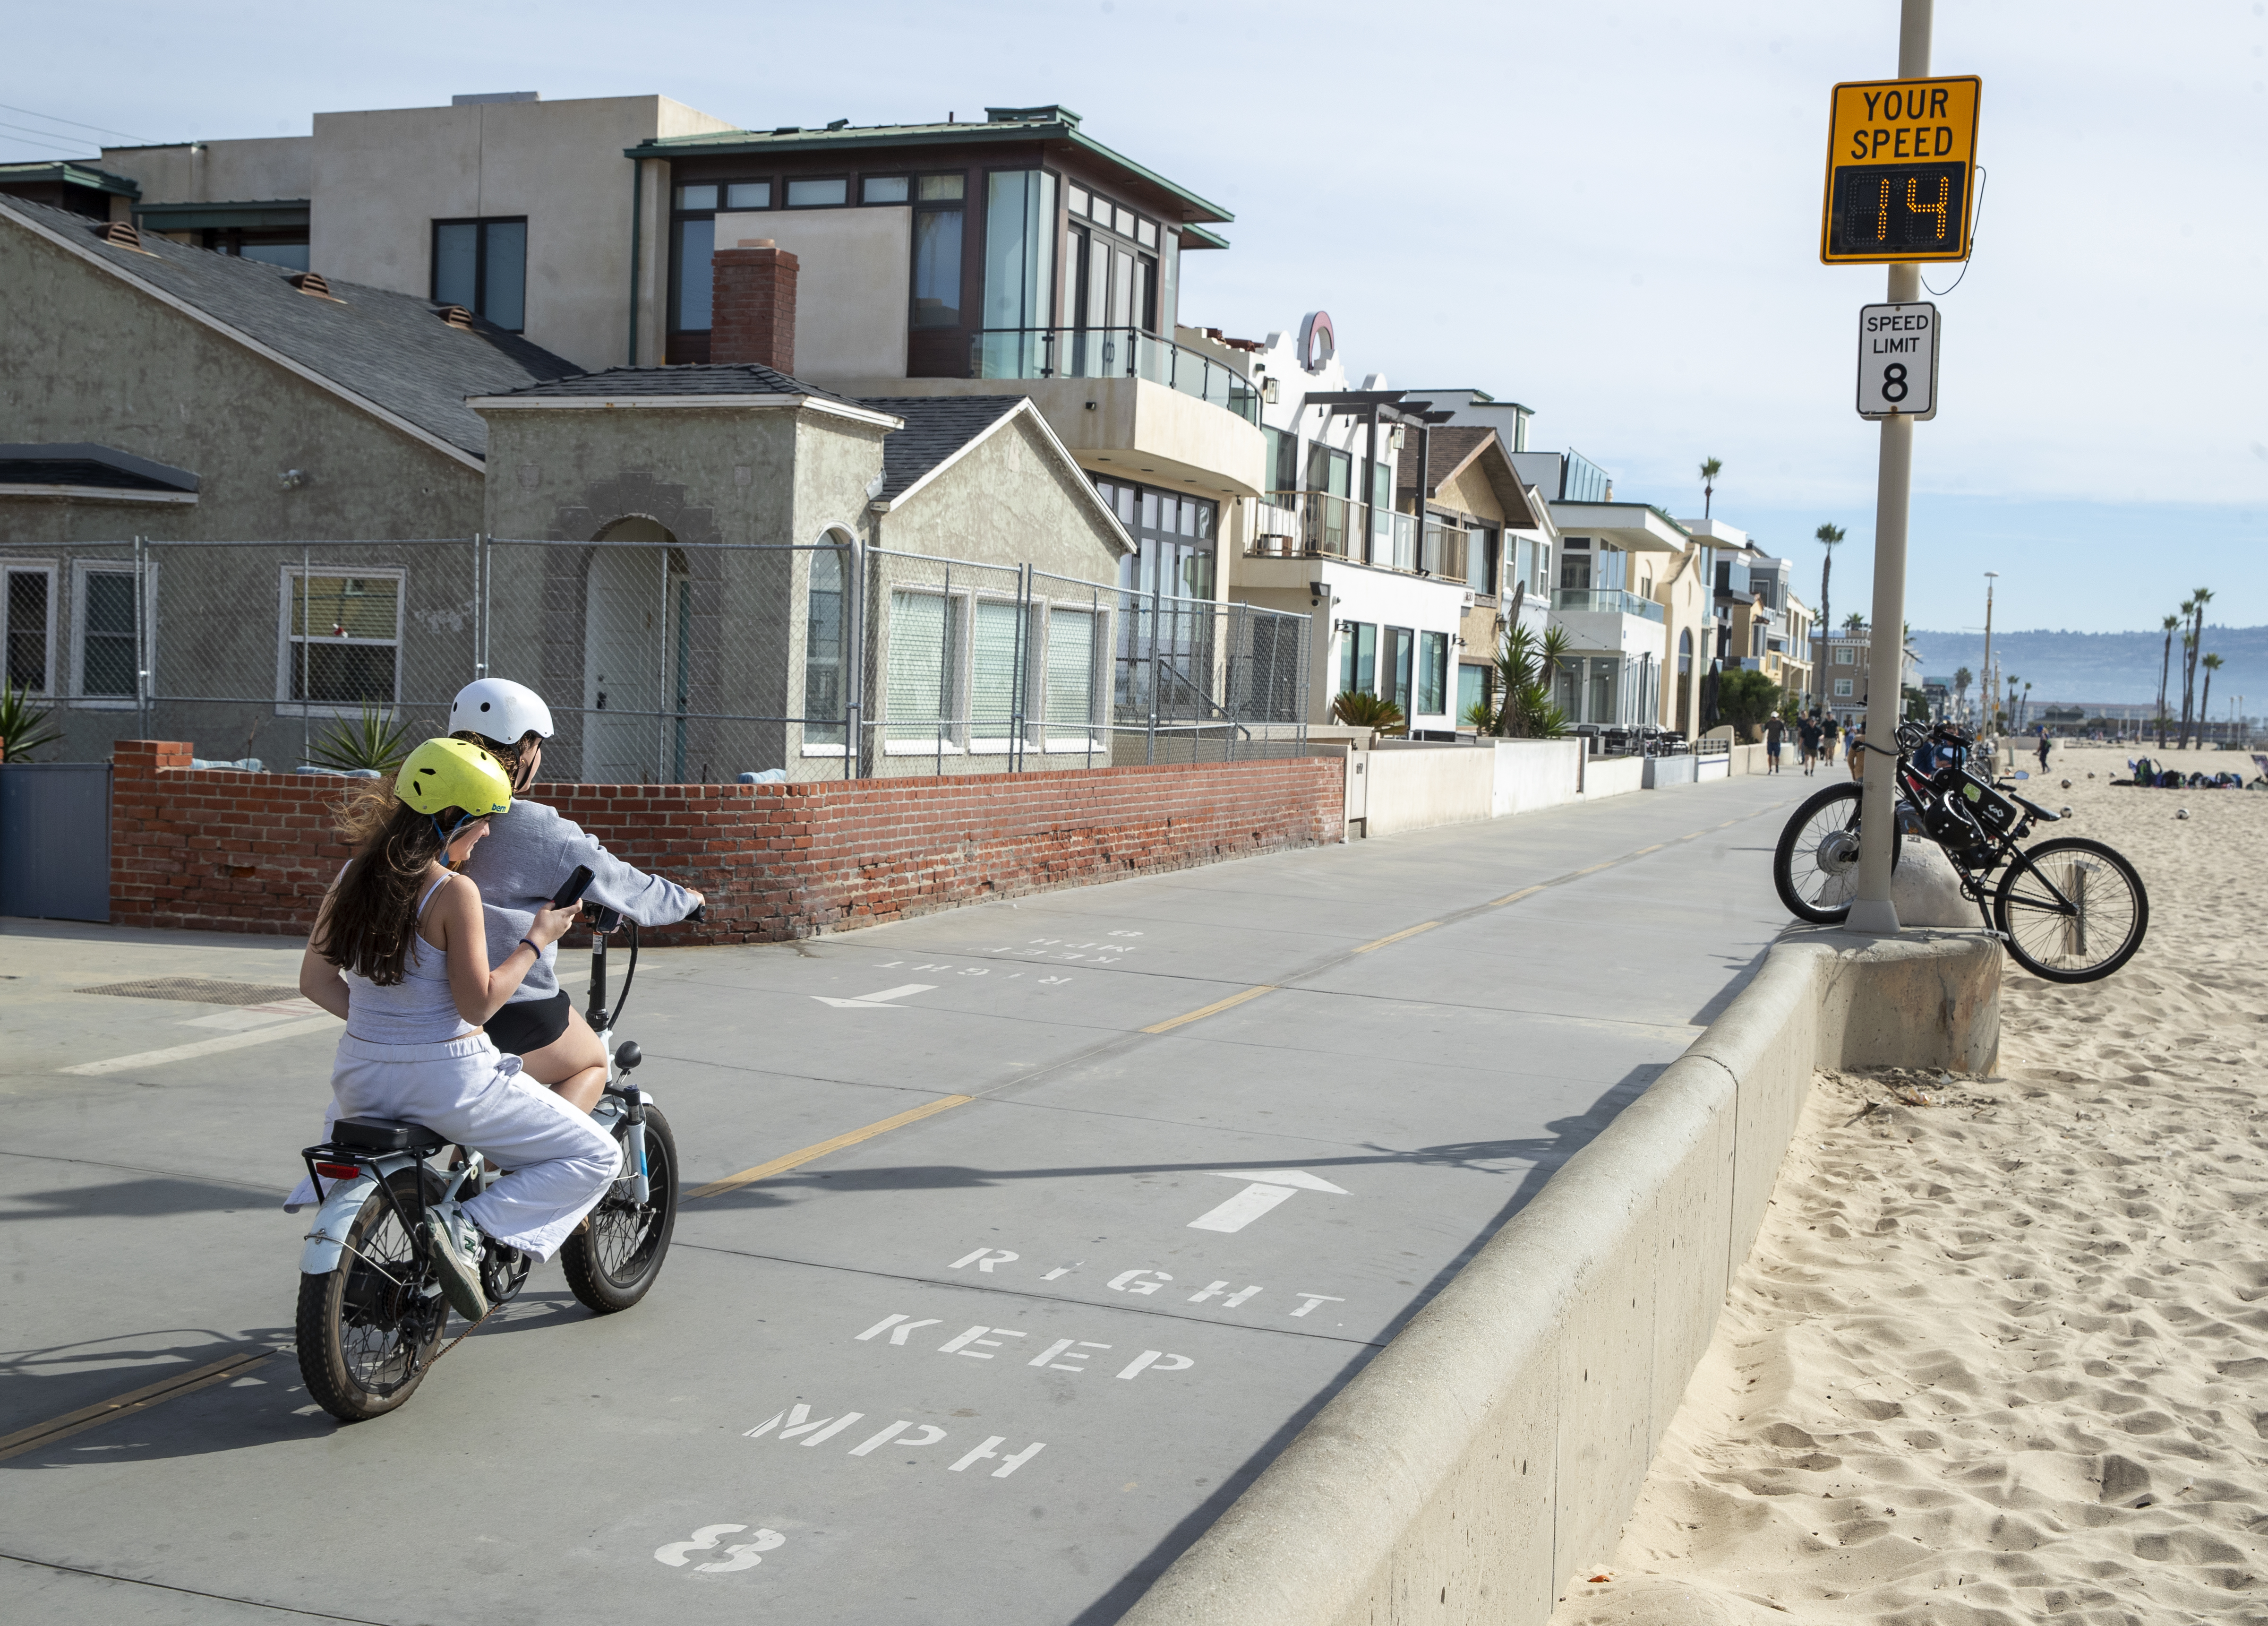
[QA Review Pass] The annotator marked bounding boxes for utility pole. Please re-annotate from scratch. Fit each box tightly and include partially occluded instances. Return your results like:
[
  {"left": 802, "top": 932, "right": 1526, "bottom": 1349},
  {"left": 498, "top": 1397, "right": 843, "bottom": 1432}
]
[
  {"left": 1847, "top": 0, "right": 1935, "bottom": 935},
  {"left": 1977, "top": 571, "right": 1995, "bottom": 740}
]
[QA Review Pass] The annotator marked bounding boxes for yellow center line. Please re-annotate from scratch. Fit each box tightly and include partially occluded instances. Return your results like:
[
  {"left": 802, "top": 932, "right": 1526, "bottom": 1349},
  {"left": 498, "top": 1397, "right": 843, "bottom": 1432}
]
[
  {"left": 1349, "top": 921, "right": 1441, "bottom": 955},
  {"left": 687, "top": 1093, "right": 974, "bottom": 1201},
  {"left": 1630, "top": 843, "right": 1665, "bottom": 856},
  {"left": 1141, "top": 982, "right": 1278, "bottom": 1035},
  {"left": 0, "top": 1349, "right": 271, "bottom": 1463},
  {"left": 1489, "top": 884, "right": 1546, "bottom": 907}
]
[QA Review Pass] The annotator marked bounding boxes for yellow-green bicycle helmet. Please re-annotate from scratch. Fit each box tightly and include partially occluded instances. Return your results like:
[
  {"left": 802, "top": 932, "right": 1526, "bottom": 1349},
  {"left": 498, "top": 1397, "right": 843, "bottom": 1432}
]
[{"left": 396, "top": 736, "right": 512, "bottom": 820}]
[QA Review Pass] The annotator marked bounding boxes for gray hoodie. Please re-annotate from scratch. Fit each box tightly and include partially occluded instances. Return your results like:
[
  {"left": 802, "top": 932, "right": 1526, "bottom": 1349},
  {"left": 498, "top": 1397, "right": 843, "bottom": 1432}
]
[{"left": 459, "top": 799, "right": 698, "bottom": 1004}]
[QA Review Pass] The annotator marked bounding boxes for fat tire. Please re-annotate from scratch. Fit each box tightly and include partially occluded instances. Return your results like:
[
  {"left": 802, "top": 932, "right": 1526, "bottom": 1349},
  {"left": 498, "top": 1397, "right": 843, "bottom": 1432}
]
[
  {"left": 295, "top": 1167, "right": 446, "bottom": 1423},
  {"left": 1772, "top": 781, "right": 1900, "bottom": 925},
  {"left": 561, "top": 1103, "right": 678, "bottom": 1315},
  {"left": 1993, "top": 836, "right": 2149, "bottom": 984}
]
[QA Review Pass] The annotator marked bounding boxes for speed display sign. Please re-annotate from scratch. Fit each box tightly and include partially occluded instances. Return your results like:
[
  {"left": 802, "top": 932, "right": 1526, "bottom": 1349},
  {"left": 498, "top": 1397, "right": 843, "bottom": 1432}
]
[{"left": 1821, "top": 76, "right": 1981, "bottom": 264}]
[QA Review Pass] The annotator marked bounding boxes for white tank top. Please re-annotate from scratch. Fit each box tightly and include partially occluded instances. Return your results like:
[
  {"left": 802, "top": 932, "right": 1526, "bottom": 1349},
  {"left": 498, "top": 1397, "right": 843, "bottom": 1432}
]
[{"left": 345, "top": 873, "right": 473, "bottom": 1044}]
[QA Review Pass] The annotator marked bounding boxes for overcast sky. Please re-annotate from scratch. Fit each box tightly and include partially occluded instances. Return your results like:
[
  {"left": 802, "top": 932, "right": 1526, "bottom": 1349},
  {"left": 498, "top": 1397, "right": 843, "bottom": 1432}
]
[{"left": 6, "top": 0, "right": 2261, "bottom": 633}]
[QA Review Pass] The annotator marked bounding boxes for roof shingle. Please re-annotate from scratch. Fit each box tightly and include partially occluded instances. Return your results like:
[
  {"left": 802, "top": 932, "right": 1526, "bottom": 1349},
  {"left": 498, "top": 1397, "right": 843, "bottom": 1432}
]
[{"left": 0, "top": 194, "right": 581, "bottom": 459}]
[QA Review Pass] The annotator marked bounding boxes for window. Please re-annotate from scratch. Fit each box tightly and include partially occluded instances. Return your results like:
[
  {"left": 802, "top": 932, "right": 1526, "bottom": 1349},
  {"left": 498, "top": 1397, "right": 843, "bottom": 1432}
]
[
  {"left": 670, "top": 216, "right": 715, "bottom": 331},
  {"left": 969, "top": 598, "right": 1026, "bottom": 750},
  {"left": 862, "top": 176, "right": 910, "bottom": 204},
  {"left": 71, "top": 561, "right": 150, "bottom": 704},
  {"left": 1834, "top": 678, "right": 1855, "bottom": 697},
  {"left": 1465, "top": 526, "right": 1497, "bottom": 594},
  {"left": 803, "top": 549, "right": 846, "bottom": 749},
  {"left": 1263, "top": 427, "right": 1299, "bottom": 493},
  {"left": 911, "top": 176, "right": 965, "bottom": 329},
  {"left": 1382, "top": 626, "right": 1414, "bottom": 712},
  {"left": 982, "top": 170, "right": 1056, "bottom": 332},
  {"left": 1066, "top": 185, "right": 1090, "bottom": 216},
  {"left": 1560, "top": 547, "right": 1592, "bottom": 592},
  {"left": 1338, "top": 622, "right": 1376, "bottom": 696},
  {"left": 1417, "top": 632, "right": 1449, "bottom": 716},
  {"left": 1306, "top": 442, "right": 1350, "bottom": 498},
  {"left": 884, "top": 588, "right": 964, "bottom": 751},
  {"left": 1834, "top": 646, "right": 1857, "bottom": 664},
  {"left": 786, "top": 177, "right": 848, "bottom": 207},
  {"left": 1044, "top": 606, "right": 1099, "bottom": 747},
  {"left": 5, "top": 564, "right": 54, "bottom": 694},
  {"left": 1457, "top": 662, "right": 1486, "bottom": 722},
  {"left": 431, "top": 217, "right": 526, "bottom": 330},
  {"left": 676, "top": 184, "right": 720, "bottom": 211},
  {"left": 725, "top": 181, "right": 771, "bottom": 209},
  {"left": 278, "top": 569, "right": 402, "bottom": 713}
]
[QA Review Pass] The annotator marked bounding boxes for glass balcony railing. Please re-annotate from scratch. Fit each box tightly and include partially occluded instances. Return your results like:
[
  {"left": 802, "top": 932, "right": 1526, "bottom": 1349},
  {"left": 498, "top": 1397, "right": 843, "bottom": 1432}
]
[
  {"left": 1244, "top": 493, "right": 1500, "bottom": 593},
  {"left": 1553, "top": 587, "right": 1665, "bottom": 623},
  {"left": 971, "top": 327, "right": 1263, "bottom": 426}
]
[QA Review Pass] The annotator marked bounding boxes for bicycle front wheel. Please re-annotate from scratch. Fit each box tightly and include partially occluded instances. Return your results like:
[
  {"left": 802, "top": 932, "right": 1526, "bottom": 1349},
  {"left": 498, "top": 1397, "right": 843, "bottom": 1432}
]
[
  {"left": 1773, "top": 782, "right": 1900, "bottom": 924},
  {"left": 1993, "top": 836, "right": 2149, "bottom": 983},
  {"left": 295, "top": 1167, "right": 447, "bottom": 1423},
  {"left": 562, "top": 1103, "right": 678, "bottom": 1315}
]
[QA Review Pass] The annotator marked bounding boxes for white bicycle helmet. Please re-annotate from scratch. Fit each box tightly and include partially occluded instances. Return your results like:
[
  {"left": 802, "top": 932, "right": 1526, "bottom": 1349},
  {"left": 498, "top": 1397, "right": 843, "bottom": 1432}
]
[{"left": 449, "top": 677, "right": 554, "bottom": 745}]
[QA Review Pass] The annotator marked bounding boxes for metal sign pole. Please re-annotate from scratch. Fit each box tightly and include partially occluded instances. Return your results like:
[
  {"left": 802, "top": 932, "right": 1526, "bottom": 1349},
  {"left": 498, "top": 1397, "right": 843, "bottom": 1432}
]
[{"left": 1848, "top": 0, "right": 1934, "bottom": 934}]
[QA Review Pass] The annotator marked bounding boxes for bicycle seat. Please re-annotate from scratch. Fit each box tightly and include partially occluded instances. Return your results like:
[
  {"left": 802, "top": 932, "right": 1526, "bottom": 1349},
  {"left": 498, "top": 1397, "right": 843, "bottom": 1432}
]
[
  {"left": 331, "top": 1117, "right": 448, "bottom": 1154},
  {"left": 2009, "top": 794, "right": 2061, "bottom": 822}
]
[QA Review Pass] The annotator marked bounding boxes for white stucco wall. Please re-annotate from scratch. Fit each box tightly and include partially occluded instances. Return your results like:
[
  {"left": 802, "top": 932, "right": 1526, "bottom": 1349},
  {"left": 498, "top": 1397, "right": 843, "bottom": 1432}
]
[
  {"left": 1490, "top": 739, "right": 1583, "bottom": 815},
  {"left": 714, "top": 206, "right": 910, "bottom": 379},
  {"left": 1361, "top": 743, "right": 1495, "bottom": 836},
  {"left": 307, "top": 95, "right": 733, "bottom": 372},
  {"left": 102, "top": 138, "right": 314, "bottom": 205}
]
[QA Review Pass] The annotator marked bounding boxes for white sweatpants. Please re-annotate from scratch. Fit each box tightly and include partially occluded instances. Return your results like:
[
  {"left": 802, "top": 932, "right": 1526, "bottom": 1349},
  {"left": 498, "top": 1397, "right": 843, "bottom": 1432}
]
[{"left": 283, "top": 1031, "right": 621, "bottom": 1262}]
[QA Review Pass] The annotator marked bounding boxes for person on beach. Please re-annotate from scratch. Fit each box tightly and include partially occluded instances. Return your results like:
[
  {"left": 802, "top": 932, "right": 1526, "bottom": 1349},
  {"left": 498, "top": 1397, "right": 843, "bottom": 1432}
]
[
  {"left": 2037, "top": 729, "right": 2052, "bottom": 772},
  {"left": 1763, "top": 712, "right": 1785, "bottom": 773},
  {"left": 1799, "top": 712, "right": 1822, "bottom": 776},
  {"left": 288, "top": 738, "right": 621, "bottom": 1321},
  {"left": 446, "top": 679, "right": 705, "bottom": 1113}
]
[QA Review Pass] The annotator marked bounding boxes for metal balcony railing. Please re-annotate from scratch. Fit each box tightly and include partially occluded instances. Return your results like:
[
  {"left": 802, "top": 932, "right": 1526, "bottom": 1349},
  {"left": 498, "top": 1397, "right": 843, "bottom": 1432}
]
[
  {"left": 1553, "top": 587, "right": 1665, "bottom": 623},
  {"left": 1247, "top": 493, "right": 1487, "bottom": 590},
  {"left": 971, "top": 327, "right": 1262, "bottom": 426}
]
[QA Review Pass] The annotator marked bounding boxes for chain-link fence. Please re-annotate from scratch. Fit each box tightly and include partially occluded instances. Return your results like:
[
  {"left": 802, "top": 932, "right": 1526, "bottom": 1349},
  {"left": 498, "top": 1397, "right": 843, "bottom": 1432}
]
[{"left": 1, "top": 536, "right": 1308, "bottom": 781}]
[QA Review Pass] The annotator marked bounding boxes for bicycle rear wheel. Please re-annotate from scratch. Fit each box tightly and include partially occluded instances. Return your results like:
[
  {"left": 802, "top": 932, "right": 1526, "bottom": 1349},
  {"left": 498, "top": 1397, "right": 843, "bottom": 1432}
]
[
  {"left": 1773, "top": 782, "right": 1900, "bottom": 924},
  {"left": 296, "top": 1167, "right": 447, "bottom": 1422},
  {"left": 1993, "top": 836, "right": 2148, "bottom": 983},
  {"left": 562, "top": 1103, "right": 678, "bottom": 1314}
]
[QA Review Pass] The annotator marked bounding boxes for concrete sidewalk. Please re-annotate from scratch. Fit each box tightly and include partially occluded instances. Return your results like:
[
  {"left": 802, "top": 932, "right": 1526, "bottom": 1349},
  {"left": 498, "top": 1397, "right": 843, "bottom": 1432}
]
[{"left": 0, "top": 773, "right": 1798, "bottom": 1625}]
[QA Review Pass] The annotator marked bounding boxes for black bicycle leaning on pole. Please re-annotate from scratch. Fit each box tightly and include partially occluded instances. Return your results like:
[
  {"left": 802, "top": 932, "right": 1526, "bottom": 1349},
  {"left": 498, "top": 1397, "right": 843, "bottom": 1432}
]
[
  {"left": 1772, "top": 719, "right": 2148, "bottom": 983},
  {"left": 291, "top": 891, "right": 689, "bottom": 1422}
]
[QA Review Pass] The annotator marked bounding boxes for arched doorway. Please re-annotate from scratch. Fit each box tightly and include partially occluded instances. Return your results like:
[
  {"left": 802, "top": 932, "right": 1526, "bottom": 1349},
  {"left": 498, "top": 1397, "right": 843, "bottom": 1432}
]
[
  {"left": 584, "top": 517, "right": 690, "bottom": 782},
  {"left": 1677, "top": 629, "right": 1694, "bottom": 735}
]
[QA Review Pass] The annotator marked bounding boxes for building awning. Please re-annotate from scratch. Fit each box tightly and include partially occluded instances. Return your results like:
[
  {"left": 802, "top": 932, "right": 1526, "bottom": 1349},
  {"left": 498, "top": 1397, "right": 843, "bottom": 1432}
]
[
  {"left": 1549, "top": 501, "right": 1691, "bottom": 554},
  {"left": 133, "top": 199, "right": 310, "bottom": 233},
  {"left": 0, "top": 442, "right": 200, "bottom": 502}
]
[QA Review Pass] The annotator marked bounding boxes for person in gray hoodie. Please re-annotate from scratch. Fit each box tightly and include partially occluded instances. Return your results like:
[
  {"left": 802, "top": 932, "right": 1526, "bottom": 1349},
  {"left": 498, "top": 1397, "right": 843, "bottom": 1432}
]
[{"left": 448, "top": 679, "right": 703, "bottom": 1111}]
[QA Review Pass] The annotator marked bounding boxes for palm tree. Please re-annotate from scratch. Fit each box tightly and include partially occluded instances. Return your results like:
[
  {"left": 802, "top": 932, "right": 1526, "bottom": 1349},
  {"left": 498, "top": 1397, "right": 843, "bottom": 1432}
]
[
  {"left": 2180, "top": 587, "right": 2213, "bottom": 748},
  {"left": 1953, "top": 665, "right": 1972, "bottom": 722},
  {"left": 2021, "top": 680, "right": 2032, "bottom": 732},
  {"left": 1843, "top": 610, "right": 1866, "bottom": 634},
  {"left": 1814, "top": 522, "right": 1844, "bottom": 639},
  {"left": 2201, "top": 652, "right": 2224, "bottom": 745},
  {"left": 1699, "top": 457, "right": 1722, "bottom": 519},
  {"left": 2157, "top": 611, "right": 2180, "bottom": 748}
]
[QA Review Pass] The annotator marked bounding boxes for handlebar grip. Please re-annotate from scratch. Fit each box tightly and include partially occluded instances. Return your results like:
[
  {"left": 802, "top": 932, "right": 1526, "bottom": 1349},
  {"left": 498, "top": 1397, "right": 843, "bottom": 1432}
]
[{"left": 685, "top": 902, "right": 707, "bottom": 923}]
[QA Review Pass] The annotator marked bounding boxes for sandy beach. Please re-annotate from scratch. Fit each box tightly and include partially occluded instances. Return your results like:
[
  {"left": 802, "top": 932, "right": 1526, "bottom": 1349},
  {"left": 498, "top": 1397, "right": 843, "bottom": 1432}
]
[{"left": 1558, "top": 742, "right": 2268, "bottom": 1625}]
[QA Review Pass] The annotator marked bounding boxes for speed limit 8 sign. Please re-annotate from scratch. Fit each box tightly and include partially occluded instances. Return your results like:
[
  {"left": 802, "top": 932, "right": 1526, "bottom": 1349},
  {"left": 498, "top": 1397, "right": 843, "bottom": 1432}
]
[{"left": 1857, "top": 301, "right": 1938, "bottom": 420}]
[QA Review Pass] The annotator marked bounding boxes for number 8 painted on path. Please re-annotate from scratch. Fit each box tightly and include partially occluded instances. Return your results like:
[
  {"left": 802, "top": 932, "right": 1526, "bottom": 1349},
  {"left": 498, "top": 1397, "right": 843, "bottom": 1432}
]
[{"left": 655, "top": 1524, "right": 787, "bottom": 1571}]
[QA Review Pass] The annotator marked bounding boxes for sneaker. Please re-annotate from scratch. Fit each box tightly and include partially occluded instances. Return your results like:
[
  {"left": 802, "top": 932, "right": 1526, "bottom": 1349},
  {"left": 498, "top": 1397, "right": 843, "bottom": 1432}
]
[{"left": 422, "top": 1212, "right": 490, "bottom": 1322}]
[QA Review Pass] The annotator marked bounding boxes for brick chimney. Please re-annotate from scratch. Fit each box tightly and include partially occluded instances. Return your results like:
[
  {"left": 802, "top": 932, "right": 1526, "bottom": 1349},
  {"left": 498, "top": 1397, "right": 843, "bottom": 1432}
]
[{"left": 711, "top": 239, "right": 798, "bottom": 373}]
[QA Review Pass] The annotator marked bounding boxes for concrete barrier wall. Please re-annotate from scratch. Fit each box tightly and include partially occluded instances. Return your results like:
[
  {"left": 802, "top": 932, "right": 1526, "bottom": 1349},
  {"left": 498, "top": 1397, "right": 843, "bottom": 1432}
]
[
  {"left": 1120, "top": 932, "right": 2001, "bottom": 1626},
  {"left": 1579, "top": 754, "right": 1645, "bottom": 800},
  {"left": 1641, "top": 754, "right": 1696, "bottom": 790},
  {"left": 1490, "top": 740, "right": 1583, "bottom": 816},
  {"left": 1696, "top": 753, "right": 1730, "bottom": 782},
  {"left": 1363, "top": 744, "right": 1495, "bottom": 837}
]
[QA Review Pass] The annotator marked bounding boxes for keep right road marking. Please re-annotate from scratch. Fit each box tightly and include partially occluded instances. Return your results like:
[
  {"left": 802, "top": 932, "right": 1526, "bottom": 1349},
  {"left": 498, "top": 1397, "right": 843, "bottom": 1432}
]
[{"left": 1188, "top": 1169, "right": 1350, "bottom": 1233}]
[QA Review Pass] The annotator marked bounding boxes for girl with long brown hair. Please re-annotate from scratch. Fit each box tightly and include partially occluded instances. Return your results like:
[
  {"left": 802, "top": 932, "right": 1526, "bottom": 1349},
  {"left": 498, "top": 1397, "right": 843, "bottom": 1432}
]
[{"left": 284, "top": 737, "right": 620, "bottom": 1322}]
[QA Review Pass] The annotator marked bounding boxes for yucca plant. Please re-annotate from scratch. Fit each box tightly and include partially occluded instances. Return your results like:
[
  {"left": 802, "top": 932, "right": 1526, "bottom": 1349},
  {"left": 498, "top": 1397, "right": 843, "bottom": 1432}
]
[
  {"left": 1487, "top": 623, "right": 1571, "bottom": 739},
  {"left": 308, "top": 705, "right": 413, "bottom": 774},
  {"left": 0, "top": 678, "right": 63, "bottom": 762},
  {"left": 1330, "top": 688, "right": 1406, "bottom": 733}
]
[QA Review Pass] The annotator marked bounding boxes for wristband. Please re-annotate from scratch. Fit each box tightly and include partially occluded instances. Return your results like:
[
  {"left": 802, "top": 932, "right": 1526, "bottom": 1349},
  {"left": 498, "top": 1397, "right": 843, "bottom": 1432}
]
[{"left": 518, "top": 937, "right": 541, "bottom": 958}]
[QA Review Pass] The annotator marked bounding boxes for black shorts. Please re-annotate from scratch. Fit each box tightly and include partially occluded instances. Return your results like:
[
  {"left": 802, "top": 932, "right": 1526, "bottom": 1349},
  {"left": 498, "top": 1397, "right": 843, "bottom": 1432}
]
[{"left": 484, "top": 989, "right": 572, "bottom": 1055}]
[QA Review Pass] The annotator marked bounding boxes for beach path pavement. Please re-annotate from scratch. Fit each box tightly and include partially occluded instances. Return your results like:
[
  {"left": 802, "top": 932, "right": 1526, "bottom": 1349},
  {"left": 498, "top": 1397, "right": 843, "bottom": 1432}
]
[{"left": 1, "top": 771, "right": 1799, "bottom": 1626}]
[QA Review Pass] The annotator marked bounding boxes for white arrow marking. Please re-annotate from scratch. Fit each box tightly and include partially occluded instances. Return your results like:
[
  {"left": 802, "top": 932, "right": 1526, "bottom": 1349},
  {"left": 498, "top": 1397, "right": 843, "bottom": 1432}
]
[
  {"left": 1187, "top": 1169, "right": 1349, "bottom": 1233},
  {"left": 812, "top": 983, "right": 937, "bottom": 1009}
]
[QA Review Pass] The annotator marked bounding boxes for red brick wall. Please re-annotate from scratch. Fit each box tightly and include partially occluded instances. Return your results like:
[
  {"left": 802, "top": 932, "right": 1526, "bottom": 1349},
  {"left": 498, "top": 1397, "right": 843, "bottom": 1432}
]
[
  {"left": 108, "top": 741, "right": 1344, "bottom": 941},
  {"left": 710, "top": 242, "right": 798, "bottom": 374}
]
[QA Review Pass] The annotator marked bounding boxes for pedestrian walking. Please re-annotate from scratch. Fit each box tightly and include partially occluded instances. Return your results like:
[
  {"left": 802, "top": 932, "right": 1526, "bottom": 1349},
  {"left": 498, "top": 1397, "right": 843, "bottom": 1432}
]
[
  {"left": 1763, "top": 713, "right": 1786, "bottom": 774},
  {"left": 1798, "top": 712, "right": 1822, "bottom": 776},
  {"left": 1820, "top": 714, "right": 1841, "bottom": 766},
  {"left": 2036, "top": 728, "right": 2052, "bottom": 773}
]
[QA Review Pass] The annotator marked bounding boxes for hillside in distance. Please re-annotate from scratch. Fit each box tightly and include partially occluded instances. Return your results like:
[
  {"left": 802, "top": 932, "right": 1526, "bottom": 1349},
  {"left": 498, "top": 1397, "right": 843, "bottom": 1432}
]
[{"left": 1905, "top": 626, "right": 2268, "bottom": 710}]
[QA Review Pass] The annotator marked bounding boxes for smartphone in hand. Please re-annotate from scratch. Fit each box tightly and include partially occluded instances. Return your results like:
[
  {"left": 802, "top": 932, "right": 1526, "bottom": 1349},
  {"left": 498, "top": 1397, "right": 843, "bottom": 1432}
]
[{"left": 551, "top": 865, "right": 596, "bottom": 910}]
